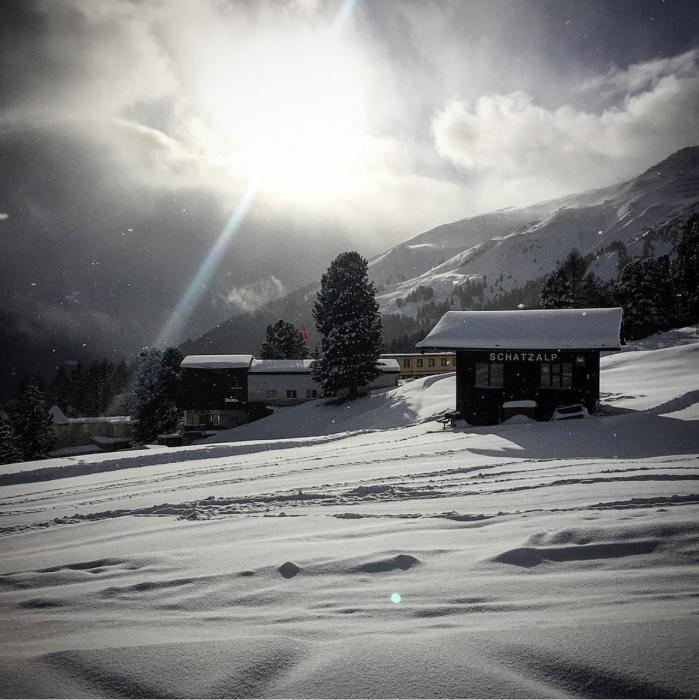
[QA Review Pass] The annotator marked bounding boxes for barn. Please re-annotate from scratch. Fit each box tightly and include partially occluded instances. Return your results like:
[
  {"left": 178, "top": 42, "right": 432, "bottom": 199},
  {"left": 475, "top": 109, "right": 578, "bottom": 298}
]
[{"left": 416, "top": 308, "right": 623, "bottom": 424}]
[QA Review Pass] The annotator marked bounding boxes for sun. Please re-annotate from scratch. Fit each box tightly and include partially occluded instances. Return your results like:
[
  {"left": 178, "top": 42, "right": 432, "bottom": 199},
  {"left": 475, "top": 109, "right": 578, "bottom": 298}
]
[{"left": 208, "top": 32, "right": 367, "bottom": 199}]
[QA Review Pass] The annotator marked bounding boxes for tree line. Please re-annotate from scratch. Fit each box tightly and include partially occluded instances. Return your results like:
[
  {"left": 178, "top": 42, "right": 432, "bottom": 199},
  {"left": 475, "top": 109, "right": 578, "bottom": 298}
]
[{"left": 541, "top": 214, "right": 698, "bottom": 340}]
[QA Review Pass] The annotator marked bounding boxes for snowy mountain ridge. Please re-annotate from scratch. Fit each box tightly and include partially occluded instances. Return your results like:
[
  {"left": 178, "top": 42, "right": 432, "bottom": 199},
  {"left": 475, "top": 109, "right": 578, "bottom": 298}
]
[
  {"left": 181, "top": 146, "right": 698, "bottom": 357},
  {"left": 371, "top": 145, "right": 699, "bottom": 315}
]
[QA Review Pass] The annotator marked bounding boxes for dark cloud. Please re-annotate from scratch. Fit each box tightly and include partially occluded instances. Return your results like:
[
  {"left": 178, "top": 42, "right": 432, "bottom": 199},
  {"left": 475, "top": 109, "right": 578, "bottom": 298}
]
[{"left": 0, "top": 0, "right": 697, "bottom": 389}]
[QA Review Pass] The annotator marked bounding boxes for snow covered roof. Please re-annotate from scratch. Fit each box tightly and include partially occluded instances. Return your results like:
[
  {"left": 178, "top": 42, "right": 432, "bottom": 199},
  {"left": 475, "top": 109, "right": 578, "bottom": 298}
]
[
  {"left": 250, "top": 360, "right": 314, "bottom": 373},
  {"left": 249, "top": 359, "right": 400, "bottom": 373},
  {"left": 181, "top": 355, "right": 254, "bottom": 369},
  {"left": 49, "top": 406, "right": 132, "bottom": 424},
  {"left": 377, "top": 358, "right": 400, "bottom": 372},
  {"left": 416, "top": 308, "right": 623, "bottom": 350}
]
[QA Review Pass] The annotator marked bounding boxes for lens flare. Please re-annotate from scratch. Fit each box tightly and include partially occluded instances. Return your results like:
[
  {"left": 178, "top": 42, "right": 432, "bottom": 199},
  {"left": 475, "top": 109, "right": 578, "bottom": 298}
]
[
  {"left": 154, "top": 0, "right": 357, "bottom": 348},
  {"left": 155, "top": 175, "right": 259, "bottom": 347},
  {"left": 391, "top": 592, "right": 401, "bottom": 604}
]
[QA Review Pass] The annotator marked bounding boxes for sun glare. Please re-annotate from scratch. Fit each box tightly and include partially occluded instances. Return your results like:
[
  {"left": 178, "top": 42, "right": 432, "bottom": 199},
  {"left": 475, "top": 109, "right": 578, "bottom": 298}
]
[{"left": 210, "top": 33, "right": 366, "bottom": 199}]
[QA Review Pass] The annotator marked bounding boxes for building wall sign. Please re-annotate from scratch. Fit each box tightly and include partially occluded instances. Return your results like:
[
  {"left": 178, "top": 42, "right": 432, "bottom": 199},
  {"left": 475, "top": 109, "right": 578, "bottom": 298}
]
[{"left": 488, "top": 352, "right": 559, "bottom": 362}]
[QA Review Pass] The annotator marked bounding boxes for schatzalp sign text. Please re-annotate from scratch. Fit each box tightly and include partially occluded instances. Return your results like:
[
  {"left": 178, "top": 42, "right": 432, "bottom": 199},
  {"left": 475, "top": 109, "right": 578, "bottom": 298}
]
[{"left": 488, "top": 352, "right": 559, "bottom": 362}]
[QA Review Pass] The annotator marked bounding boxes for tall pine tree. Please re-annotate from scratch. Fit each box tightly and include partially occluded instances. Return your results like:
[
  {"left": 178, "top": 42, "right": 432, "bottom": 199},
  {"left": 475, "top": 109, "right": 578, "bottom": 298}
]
[
  {"left": 13, "top": 379, "right": 54, "bottom": 461},
  {"left": 261, "top": 320, "right": 307, "bottom": 359},
  {"left": 615, "top": 255, "right": 675, "bottom": 341},
  {"left": 540, "top": 249, "right": 607, "bottom": 309},
  {"left": 312, "top": 252, "right": 383, "bottom": 400},
  {"left": 674, "top": 213, "right": 699, "bottom": 324},
  {"left": 132, "top": 347, "right": 183, "bottom": 443},
  {"left": 0, "top": 412, "right": 22, "bottom": 465}
]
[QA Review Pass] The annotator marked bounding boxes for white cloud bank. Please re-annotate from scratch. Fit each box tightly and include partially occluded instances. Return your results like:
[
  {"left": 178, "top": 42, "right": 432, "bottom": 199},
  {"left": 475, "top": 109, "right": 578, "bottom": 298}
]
[{"left": 432, "top": 52, "right": 699, "bottom": 205}]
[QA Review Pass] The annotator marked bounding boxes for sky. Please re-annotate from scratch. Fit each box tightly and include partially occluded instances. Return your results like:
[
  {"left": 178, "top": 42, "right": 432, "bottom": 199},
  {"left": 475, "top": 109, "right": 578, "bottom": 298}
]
[{"left": 0, "top": 0, "right": 698, "bottom": 360}]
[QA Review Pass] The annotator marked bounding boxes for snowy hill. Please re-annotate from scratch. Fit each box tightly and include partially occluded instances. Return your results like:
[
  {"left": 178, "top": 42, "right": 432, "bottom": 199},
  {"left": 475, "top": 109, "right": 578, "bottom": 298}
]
[
  {"left": 0, "top": 326, "right": 698, "bottom": 696},
  {"left": 371, "top": 146, "right": 699, "bottom": 314}
]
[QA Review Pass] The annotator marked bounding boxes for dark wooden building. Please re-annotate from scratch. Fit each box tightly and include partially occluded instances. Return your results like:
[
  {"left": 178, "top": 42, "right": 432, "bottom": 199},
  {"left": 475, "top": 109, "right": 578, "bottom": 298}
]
[
  {"left": 417, "top": 308, "right": 622, "bottom": 425},
  {"left": 179, "top": 354, "right": 256, "bottom": 429}
]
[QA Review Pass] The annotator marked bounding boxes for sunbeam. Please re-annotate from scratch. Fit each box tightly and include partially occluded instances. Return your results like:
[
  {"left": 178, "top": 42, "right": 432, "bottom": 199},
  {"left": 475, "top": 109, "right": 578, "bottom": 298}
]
[{"left": 155, "top": 175, "right": 259, "bottom": 347}]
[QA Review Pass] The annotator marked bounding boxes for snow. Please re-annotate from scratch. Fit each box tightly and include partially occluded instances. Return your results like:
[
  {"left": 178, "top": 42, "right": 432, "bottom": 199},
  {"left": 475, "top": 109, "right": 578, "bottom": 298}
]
[
  {"left": 600, "top": 325, "right": 699, "bottom": 417},
  {"left": 417, "top": 308, "right": 623, "bottom": 350},
  {"left": 250, "top": 359, "right": 315, "bottom": 373},
  {"left": 48, "top": 406, "right": 131, "bottom": 425},
  {"left": 0, "top": 329, "right": 698, "bottom": 697},
  {"left": 181, "top": 354, "right": 253, "bottom": 369}
]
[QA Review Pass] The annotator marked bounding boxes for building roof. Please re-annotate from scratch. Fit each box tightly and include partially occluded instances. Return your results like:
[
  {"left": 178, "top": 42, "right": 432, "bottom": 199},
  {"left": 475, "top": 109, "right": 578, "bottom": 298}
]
[
  {"left": 49, "top": 406, "right": 132, "bottom": 424},
  {"left": 377, "top": 358, "right": 400, "bottom": 372},
  {"left": 249, "top": 358, "right": 401, "bottom": 373},
  {"left": 416, "top": 308, "right": 623, "bottom": 350},
  {"left": 181, "top": 354, "right": 254, "bottom": 369},
  {"left": 250, "top": 359, "right": 314, "bottom": 373}
]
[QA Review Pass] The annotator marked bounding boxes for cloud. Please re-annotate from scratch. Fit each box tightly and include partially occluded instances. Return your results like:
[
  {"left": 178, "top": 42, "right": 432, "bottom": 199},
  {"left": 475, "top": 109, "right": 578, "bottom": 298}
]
[
  {"left": 221, "top": 276, "right": 287, "bottom": 314},
  {"left": 580, "top": 49, "right": 698, "bottom": 96},
  {"left": 432, "top": 58, "right": 699, "bottom": 204}
]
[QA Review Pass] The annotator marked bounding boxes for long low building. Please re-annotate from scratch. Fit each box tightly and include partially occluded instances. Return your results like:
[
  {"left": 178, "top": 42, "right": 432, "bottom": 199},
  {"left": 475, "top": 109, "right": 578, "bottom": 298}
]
[
  {"left": 380, "top": 352, "right": 455, "bottom": 379},
  {"left": 179, "top": 356, "right": 400, "bottom": 429},
  {"left": 417, "top": 308, "right": 623, "bottom": 425}
]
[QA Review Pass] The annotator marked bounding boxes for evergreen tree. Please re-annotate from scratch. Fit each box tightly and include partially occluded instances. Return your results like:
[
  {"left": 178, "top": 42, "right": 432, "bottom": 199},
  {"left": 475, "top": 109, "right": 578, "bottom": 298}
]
[
  {"left": 155, "top": 347, "right": 183, "bottom": 435},
  {"left": 615, "top": 256, "right": 675, "bottom": 341},
  {"left": 674, "top": 213, "right": 699, "bottom": 324},
  {"left": 49, "top": 366, "right": 72, "bottom": 412},
  {"left": 312, "top": 251, "right": 383, "bottom": 400},
  {"left": 540, "top": 248, "right": 606, "bottom": 308},
  {"left": 132, "top": 348, "right": 183, "bottom": 443},
  {"left": 261, "top": 320, "right": 307, "bottom": 359},
  {"left": 0, "top": 412, "right": 22, "bottom": 465},
  {"left": 13, "top": 380, "right": 54, "bottom": 461}
]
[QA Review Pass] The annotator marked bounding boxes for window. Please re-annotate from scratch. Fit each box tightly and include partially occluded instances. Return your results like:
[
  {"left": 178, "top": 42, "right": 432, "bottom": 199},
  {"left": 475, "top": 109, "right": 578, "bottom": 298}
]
[
  {"left": 286, "top": 389, "right": 297, "bottom": 399},
  {"left": 451, "top": 358, "right": 456, "bottom": 366},
  {"left": 428, "top": 358, "right": 435, "bottom": 367},
  {"left": 475, "top": 362, "right": 503, "bottom": 388},
  {"left": 540, "top": 362, "right": 573, "bottom": 388},
  {"left": 416, "top": 358, "right": 424, "bottom": 367},
  {"left": 265, "top": 389, "right": 278, "bottom": 399},
  {"left": 306, "top": 389, "right": 318, "bottom": 399},
  {"left": 441, "top": 358, "right": 448, "bottom": 366},
  {"left": 403, "top": 358, "right": 411, "bottom": 368}
]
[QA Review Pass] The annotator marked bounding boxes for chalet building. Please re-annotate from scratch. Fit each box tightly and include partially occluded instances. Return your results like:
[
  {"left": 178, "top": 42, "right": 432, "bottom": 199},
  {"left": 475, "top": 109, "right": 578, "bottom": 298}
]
[
  {"left": 380, "top": 352, "right": 455, "bottom": 379},
  {"left": 179, "top": 355, "right": 400, "bottom": 429},
  {"left": 416, "top": 308, "right": 623, "bottom": 425},
  {"left": 179, "top": 354, "right": 260, "bottom": 430}
]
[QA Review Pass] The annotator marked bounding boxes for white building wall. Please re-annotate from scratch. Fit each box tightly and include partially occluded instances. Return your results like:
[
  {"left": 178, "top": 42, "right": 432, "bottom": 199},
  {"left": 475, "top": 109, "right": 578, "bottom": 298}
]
[
  {"left": 248, "top": 373, "right": 320, "bottom": 405},
  {"left": 249, "top": 369, "right": 399, "bottom": 405}
]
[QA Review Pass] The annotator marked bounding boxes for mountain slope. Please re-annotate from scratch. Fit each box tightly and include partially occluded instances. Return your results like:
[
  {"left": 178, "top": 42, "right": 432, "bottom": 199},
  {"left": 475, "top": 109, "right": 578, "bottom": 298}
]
[
  {"left": 183, "top": 146, "right": 698, "bottom": 355},
  {"left": 373, "top": 146, "right": 699, "bottom": 313}
]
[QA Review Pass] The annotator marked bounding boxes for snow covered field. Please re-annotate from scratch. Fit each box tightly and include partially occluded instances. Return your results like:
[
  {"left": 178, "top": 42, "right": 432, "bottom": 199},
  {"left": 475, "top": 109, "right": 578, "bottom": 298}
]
[{"left": 1, "top": 329, "right": 698, "bottom": 697}]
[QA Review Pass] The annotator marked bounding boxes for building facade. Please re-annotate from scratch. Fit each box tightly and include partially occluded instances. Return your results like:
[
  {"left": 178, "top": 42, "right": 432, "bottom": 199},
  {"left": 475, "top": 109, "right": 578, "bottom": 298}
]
[
  {"left": 380, "top": 352, "right": 455, "bottom": 379},
  {"left": 417, "top": 309, "right": 622, "bottom": 425}
]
